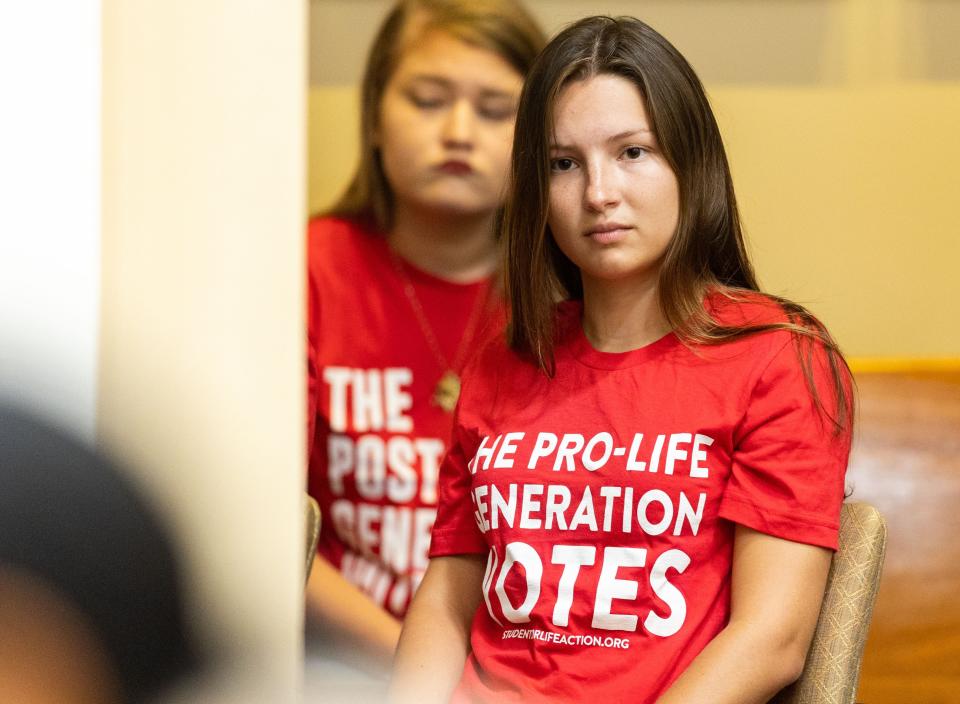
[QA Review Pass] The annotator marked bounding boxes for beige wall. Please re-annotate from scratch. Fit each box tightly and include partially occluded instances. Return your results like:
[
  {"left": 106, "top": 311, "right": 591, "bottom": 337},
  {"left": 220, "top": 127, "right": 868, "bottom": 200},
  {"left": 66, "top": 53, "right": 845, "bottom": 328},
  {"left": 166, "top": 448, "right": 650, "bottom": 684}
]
[
  {"left": 712, "top": 83, "right": 960, "bottom": 360},
  {"left": 101, "top": 1, "right": 305, "bottom": 699},
  {"left": 308, "top": 0, "right": 960, "bottom": 362}
]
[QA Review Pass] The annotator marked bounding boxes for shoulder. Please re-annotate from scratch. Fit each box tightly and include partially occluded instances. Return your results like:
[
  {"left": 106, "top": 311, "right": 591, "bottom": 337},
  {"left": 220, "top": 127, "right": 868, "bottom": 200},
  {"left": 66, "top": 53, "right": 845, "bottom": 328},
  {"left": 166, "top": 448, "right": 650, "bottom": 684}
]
[
  {"left": 703, "top": 290, "right": 852, "bottom": 425},
  {"left": 705, "top": 289, "right": 794, "bottom": 329},
  {"left": 685, "top": 292, "right": 814, "bottom": 396},
  {"left": 306, "top": 215, "right": 388, "bottom": 277},
  {"left": 307, "top": 215, "right": 384, "bottom": 258},
  {"left": 704, "top": 289, "right": 843, "bottom": 362},
  {"left": 702, "top": 289, "right": 813, "bottom": 362}
]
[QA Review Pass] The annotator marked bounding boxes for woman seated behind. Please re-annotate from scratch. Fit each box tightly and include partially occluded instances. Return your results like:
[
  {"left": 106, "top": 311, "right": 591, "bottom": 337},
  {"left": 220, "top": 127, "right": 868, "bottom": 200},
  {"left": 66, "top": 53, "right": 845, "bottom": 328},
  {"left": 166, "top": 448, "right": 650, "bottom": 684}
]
[
  {"left": 305, "top": 0, "right": 545, "bottom": 671},
  {"left": 391, "top": 15, "right": 853, "bottom": 704}
]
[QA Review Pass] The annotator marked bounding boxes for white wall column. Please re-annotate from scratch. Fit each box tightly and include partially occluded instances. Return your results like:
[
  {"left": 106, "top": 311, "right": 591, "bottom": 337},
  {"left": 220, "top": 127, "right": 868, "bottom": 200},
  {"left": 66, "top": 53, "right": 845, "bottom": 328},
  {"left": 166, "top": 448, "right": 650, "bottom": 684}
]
[{"left": 100, "top": 1, "right": 306, "bottom": 700}]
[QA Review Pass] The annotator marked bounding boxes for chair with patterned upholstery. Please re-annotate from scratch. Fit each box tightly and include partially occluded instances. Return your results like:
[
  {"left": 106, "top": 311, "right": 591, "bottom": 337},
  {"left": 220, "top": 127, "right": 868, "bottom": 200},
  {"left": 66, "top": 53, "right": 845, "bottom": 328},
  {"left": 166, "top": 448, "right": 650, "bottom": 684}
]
[
  {"left": 305, "top": 494, "right": 321, "bottom": 584},
  {"left": 771, "top": 502, "right": 887, "bottom": 704}
]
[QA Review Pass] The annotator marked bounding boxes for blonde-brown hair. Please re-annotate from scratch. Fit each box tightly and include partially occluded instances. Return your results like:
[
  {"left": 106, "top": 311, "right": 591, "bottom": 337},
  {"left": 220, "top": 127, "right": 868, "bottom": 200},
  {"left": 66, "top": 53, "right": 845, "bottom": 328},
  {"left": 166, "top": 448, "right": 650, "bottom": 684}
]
[{"left": 326, "top": 0, "right": 546, "bottom": 232}]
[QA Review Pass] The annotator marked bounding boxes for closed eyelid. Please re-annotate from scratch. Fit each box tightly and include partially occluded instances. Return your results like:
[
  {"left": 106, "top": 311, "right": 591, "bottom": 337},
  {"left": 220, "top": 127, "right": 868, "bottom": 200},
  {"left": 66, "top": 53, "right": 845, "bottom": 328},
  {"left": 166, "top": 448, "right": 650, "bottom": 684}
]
[
  {"left": 405, "top": 89, "right": 448, "bottom": 105},
  {"left": 478, "top": 98, "right": 517, "bottom": 117},
  {"left": 478, "top": 88, "right": 518, "bottom": 101}
]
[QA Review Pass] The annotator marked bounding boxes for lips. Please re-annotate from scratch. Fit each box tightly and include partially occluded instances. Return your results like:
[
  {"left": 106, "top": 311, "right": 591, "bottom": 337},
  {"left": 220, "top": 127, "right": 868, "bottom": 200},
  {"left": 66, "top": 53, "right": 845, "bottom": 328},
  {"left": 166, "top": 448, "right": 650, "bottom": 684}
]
[
  {"left": 586, "top": 223, "right": 632, "bottom": 244},
  {"left": 436, "top": 160, "right": 473, "bottom": 176}
]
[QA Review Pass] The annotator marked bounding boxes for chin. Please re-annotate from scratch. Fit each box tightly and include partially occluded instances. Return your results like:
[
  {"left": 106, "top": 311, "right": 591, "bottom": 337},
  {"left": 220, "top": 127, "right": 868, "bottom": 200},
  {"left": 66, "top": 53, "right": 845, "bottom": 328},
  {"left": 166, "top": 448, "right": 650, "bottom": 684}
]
[
  {"left": 418, "top": 193, "right": 499, "bottom": 218},
  {"left": 581, "top": 260, "right": 660, "bottom": 284}
]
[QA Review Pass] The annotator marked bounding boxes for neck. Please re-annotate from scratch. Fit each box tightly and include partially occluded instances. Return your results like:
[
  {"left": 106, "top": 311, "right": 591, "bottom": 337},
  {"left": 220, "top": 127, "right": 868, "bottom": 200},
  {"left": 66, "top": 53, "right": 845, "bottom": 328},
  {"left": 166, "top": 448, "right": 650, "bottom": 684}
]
[
  {"left": 388, "top": 203, "right": 498, "bottom": 283},
  {"left": 581, "top": 274, "right": 671, "bottom": 352}
]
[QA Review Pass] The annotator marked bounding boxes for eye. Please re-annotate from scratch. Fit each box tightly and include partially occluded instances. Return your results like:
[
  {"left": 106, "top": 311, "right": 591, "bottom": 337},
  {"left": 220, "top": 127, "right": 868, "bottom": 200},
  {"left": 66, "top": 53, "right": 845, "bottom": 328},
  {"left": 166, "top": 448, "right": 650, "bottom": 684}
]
[
  {"left": 477, "top": 104, "right": 516, "bottom": 121},
  {"left": 405, "top": 90, "right": 446, "bottom": 110},
  {"left": 622, "top": 146, "right": 648, "bottom": 160},
  {"left": 476, "top": 92, "right": 518, "bottom": 122},
  {"left": 550, "top": 157, "right": 576, "bottom": 172}
]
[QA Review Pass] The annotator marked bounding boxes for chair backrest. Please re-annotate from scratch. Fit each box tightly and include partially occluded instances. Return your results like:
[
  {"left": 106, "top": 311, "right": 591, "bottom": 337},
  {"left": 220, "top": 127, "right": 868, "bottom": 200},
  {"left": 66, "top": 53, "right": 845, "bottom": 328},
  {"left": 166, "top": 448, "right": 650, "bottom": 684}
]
[
  {"left": 770, "top": 502, "right": 887, "bottom": 704},
  {"left": 305, "top": 494, "right": 321, "bottom": 584}
]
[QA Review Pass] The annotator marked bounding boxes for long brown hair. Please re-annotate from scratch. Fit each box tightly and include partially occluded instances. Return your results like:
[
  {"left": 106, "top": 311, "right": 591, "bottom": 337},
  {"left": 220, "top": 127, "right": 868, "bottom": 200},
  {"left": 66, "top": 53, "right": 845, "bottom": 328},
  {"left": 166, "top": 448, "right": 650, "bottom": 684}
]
[
  {"left": 325, "top": 0, "right": 546, "bottom": 232},
  {"left": 503, "top": 16, "right": 853, "bottom": 431}
]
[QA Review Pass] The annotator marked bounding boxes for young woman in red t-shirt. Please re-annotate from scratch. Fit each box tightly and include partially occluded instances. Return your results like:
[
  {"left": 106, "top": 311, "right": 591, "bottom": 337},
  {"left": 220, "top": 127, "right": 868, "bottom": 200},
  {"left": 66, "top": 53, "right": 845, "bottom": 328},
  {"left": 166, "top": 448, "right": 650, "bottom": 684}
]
[
  {"left": 305, "top": 0, "right": 545, "bottom": 673},
  {"left": 392, "top": 16, "right": 854, "bottom": 703}
]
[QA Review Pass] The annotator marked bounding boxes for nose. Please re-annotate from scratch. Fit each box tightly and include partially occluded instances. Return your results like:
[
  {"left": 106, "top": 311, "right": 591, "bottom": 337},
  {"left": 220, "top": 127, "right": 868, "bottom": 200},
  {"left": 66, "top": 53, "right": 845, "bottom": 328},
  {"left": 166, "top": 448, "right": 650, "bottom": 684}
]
[
  {"left": 441, "top": 99, "right": 475, "bottom": 150},
  {"left": 583, "top": 160, "right": 620, "bottom": 212}
]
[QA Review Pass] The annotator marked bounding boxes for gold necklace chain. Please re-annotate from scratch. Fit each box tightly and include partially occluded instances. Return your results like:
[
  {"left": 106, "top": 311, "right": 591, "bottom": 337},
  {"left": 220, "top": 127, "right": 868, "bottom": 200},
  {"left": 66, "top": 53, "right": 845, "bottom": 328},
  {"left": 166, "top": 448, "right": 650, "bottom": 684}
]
[{"left": 388, "top": 247, "right": 491, "bottom": 413}]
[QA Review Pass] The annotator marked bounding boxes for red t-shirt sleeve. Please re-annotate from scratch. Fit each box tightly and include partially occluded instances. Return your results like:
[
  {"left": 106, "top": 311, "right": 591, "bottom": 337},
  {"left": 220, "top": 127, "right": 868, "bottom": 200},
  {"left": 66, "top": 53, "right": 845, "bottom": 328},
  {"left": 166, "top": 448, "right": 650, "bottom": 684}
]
[
  {"left": 718, "top": 336, "right": 852, "bottom": 550},
  {"left": 429, "top": 409, "right": 487, "bottom": 557}
]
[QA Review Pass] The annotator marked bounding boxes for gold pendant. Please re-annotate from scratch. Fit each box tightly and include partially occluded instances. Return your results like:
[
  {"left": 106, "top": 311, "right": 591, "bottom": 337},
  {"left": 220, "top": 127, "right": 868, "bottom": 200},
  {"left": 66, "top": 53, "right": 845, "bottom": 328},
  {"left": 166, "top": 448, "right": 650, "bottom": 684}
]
[{"left": 433, "top": 371, "right": 461, "bottom": 413}]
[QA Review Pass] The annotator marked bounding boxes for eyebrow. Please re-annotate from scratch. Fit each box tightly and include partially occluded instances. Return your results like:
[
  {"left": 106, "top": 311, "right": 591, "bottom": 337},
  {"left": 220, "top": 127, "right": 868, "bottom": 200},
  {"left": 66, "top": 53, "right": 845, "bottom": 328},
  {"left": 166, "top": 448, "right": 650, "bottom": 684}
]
[
  {"left": 550, "top": 128, "right": 652, "bottom": 151},
  {"left": 405, "top": 74, "right": 516, "bottom": 100}
]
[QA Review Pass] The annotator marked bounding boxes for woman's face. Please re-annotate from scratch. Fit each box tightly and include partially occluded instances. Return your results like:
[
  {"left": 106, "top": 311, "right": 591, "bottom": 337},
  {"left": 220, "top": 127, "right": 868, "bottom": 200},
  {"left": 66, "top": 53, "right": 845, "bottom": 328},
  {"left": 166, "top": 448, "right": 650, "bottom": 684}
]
[
  {"left": 547, "top": 73, "right": 680, "bottom": 289},
  {"left": 377, "top": 29, "right": 523, "bottom": 219}
]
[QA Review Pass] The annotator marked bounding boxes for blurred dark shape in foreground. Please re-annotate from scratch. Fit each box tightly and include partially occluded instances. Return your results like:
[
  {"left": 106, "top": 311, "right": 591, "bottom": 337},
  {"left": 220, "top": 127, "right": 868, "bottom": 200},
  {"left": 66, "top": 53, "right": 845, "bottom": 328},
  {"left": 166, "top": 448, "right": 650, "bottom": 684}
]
[{"left": 0, "top": 406, "right": 202, "bottom": 704}]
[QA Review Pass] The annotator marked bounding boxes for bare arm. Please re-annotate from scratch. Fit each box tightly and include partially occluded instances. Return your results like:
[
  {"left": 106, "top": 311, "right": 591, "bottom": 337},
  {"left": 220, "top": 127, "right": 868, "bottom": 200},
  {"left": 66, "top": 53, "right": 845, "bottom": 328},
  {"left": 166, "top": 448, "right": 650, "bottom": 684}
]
[
  {"left": 657, "top": 525, "right": 832, "bottom": 704},
  {"left": 305, "top": 555, "right": 402, "bottom": 673},
  {"left": 389, "top": 554, "right": 486, "bottom": 704}
]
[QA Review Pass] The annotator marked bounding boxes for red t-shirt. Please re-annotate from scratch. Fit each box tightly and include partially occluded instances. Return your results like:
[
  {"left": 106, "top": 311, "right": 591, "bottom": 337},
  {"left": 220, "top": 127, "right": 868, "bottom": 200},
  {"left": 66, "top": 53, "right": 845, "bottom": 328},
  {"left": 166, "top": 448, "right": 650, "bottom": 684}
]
[
  {"left": 306, "top": 216, "right": 501, "bottom": 617},
  {"left": 430, "top": 296, "right": 852, "bottom": 703}
]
